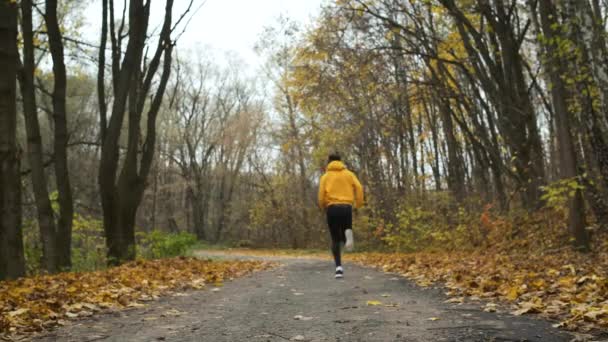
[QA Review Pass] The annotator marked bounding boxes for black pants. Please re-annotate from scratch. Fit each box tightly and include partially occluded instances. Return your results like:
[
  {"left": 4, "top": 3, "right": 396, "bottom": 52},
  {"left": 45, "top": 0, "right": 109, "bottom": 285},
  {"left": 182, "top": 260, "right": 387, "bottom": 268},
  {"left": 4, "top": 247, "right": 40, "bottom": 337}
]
[{"left": 326, "top": 204, "right": 352, "bottom": 267}]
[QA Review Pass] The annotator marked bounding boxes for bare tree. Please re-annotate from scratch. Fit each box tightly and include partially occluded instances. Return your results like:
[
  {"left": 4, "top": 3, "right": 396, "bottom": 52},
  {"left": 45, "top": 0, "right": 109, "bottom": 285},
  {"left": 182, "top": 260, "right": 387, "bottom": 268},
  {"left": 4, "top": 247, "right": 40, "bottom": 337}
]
[
  {"left": 45, "top": 0, "right": 74, "bottom": 269},
  {"left": 98, "top": 0, "right": 179, "bottom": 264},
  {"left": 165, "top": 56, "right": 217, "bottom": 240},
  {"left": 15, "top": 0, "right": 76, "bottom": 273},
  {"left": 19, "top": 0, "right": 61, "bottom": 273}
]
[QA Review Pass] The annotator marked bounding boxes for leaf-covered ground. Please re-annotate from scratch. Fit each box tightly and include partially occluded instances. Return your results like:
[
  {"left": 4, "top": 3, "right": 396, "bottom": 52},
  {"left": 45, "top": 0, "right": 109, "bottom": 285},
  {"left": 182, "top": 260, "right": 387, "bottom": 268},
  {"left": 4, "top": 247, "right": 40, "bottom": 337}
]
[
  {"left": 3, "top": 246, "right": 606, "bottom": 338},
  {"left": 0, "top": 257, "right": 275, "bottom": 337},
  {"left": 33, "top": 251, "right": 573, "bottom": 342},
  {"left": 348, "top": 249, "right": 608, "bottom": 333}
]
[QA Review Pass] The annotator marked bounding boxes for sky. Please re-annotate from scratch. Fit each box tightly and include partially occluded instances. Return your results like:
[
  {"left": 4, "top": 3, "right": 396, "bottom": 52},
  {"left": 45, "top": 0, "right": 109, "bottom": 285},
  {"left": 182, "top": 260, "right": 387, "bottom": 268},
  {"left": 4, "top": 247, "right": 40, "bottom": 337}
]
[{"left": 83, "top": 0, "right": 325, "bottom": 72}]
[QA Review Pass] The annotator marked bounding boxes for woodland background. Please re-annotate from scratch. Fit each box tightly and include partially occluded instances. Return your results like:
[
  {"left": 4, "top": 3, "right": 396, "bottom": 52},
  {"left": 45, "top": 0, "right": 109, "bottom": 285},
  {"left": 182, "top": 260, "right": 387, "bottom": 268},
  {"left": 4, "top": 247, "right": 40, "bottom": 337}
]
[{"left": 2, "top": 0, "right": 608, "bottom": 280}]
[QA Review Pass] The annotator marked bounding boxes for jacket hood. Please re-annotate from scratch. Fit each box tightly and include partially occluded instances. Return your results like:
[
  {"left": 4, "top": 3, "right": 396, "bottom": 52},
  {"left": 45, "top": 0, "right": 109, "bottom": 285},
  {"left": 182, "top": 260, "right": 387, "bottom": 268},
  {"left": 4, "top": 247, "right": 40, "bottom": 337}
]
[{"left": 327, "top": 161, "right": 346, "bottom": 171}]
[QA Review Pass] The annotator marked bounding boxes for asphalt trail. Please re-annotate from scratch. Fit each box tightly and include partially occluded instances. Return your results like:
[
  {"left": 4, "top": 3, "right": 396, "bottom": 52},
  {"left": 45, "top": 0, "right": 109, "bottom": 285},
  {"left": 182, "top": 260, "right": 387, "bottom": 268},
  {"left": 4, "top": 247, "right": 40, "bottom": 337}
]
[{"left": 35, "top": 252, "right": 572, "bottom": 342}]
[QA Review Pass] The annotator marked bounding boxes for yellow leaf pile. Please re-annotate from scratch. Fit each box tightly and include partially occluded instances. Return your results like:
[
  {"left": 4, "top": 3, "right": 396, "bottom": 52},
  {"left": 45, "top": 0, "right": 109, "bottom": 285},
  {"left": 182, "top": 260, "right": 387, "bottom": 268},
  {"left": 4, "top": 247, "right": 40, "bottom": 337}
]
[
  {"left": 348, "top": 249, "right": 608, "bottom": 332},
  {"left": 0, "top": 257, "right": 274, "bottom": 336}
]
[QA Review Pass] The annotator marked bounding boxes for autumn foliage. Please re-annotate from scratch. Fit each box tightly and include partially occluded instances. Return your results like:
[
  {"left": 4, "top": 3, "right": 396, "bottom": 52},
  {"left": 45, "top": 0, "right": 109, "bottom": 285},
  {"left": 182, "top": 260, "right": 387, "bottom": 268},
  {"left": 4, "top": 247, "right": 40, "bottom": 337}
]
[
  {"left": 351, "top": 250, "right": 608, "bottom": 331},
  {"left": 0, "top": 257, "right": 274, "bottom": 336},
  {"left": 348, "top": 234, "right": 608, "bottom": 333}
]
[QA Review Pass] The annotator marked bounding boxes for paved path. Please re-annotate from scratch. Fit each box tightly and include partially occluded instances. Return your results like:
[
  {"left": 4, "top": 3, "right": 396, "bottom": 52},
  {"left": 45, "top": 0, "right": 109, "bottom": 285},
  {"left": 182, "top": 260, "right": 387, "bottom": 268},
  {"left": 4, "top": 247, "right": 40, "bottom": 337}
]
[{"left": 35, "top": 252, "right": 572, "bottom": 342}]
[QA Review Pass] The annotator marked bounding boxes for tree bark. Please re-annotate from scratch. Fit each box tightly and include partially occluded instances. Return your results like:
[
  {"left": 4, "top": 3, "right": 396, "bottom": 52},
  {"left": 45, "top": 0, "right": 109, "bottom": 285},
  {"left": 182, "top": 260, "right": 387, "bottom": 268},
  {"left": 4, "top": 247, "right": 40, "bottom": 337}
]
[
  {"left": 98, "top": 0, "right": 108, "bottom": 141},
  {"left": 432, "top": 65, "right": 466, "bottom": 202},
  {"left": 423, "top": 97, "right": 442, "bottom": 191},
  {"left": 537, "top": 0, "right": 590, "bottom": 250},
  {"left": 45, "top": 0, "right": 74, "bottom": 270},
  {"left": 99, "top": 0, "right": 175, "bottom": 265},
  {"left": 19, "top": 0, "right": 59, "bottom": 273},
  {"left": 0, "top": 0, "right": 26, "bottom": 280},
  {"left": 558, "top": 0, "right": 608, "bottom": 230}
]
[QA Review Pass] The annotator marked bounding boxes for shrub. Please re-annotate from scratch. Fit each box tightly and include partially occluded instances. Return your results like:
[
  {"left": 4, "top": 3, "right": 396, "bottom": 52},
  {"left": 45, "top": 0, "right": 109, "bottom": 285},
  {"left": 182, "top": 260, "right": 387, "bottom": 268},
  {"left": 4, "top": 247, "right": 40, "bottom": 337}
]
[
  {"left": 22, "top": 213, "right": 107, "bottom": 274},
  {"left": 138, "top": 230, "right": 198, "bottom": 259},
  {"left": 71, "top": 214, "right": 106, "bottom": 271},
  {"left": 378, "top": 193, "right": 490, "bottom": 252},
  {"left": 22, "top": 219, "right": 42, "bottom": 275}
]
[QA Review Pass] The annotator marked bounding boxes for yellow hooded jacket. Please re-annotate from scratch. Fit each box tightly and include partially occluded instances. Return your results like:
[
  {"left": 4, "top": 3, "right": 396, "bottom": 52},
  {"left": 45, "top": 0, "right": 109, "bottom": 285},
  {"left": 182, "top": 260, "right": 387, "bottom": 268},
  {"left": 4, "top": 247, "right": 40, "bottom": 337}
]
[{"left": 318, "top": 161, "right": 364, "bottom": 209}]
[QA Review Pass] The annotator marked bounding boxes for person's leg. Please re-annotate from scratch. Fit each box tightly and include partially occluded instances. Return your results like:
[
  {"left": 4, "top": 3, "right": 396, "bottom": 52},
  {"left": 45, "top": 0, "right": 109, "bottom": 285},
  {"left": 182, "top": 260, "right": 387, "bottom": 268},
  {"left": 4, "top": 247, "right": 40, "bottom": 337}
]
[
  {"left": 332, "top": 239, "right": 342, "bottom": 268},
  {"left": 326, "top": 206, "right": 342, "bottom": 267},
  {"left": 344, "top": 205, "right": 354, "bottom": 250}
]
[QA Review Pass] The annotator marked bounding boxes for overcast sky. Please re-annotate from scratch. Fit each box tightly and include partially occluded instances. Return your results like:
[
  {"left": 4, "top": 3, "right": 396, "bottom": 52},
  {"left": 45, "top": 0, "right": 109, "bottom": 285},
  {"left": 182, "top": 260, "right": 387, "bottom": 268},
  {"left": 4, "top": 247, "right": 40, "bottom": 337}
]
[{"left": 83, "top": 0, "right": 325, "bottom": 72}]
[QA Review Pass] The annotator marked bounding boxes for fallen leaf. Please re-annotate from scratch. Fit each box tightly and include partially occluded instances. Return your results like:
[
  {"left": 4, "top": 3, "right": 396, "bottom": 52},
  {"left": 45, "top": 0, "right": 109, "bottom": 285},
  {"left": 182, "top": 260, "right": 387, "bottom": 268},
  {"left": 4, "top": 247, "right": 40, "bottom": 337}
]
[
  {"left": 445, "top": 297, "right": 464, "bottom": 304},
  {"left": 8, "top": 308, "right": 29, "bottom": 317},
  {"left": 163, "top": 309, "right": 184, "bottom": 317},
  {"left": 65, "top": 312, "right": 79, "bottom": 319},
  {"left": 484, "top": 303, "right": 498, "bottom": 312},
  {"left": 511, "top": 301, "right": 542, "bottom": 316},
  {"left": 506, "top": 286, "right": 519, "bottom": 301},
  {"left": 0, "top": 257, "right": 273, "bottom": 335}
]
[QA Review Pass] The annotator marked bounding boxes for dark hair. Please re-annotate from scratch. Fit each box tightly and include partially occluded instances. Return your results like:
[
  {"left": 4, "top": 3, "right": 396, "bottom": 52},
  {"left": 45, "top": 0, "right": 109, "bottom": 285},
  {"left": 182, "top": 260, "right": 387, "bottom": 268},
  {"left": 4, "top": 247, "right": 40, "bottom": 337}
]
[{"left": 328, "top": 152, "right": 341, "bottom": 163}]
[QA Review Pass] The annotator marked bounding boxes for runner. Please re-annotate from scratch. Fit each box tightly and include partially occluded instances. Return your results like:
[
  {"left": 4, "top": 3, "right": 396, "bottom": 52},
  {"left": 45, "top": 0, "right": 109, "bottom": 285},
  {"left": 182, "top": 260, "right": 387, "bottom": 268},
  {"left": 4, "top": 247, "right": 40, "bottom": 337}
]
[{"left": 318, "top": 153, "right": 364, "bottom": 278}]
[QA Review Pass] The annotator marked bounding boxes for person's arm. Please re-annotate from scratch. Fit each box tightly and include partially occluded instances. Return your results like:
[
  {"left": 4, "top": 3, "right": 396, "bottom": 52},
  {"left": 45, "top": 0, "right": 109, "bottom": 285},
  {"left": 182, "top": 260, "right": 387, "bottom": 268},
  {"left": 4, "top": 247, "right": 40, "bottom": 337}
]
[
  {"left": 318, "top": 174, "right": 327, "bottom": 210},
  {"left": 352, "top": 173, "right": 364, "bottom": 209}
]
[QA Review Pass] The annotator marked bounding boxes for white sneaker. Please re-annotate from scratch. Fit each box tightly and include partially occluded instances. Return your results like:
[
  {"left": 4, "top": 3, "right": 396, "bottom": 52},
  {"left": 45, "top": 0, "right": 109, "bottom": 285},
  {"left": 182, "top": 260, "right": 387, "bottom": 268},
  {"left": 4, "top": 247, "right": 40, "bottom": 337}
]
[
  {"left": 335, "top": 266, "right": 344, "bottom": 278},
  {"left": 345, "top": 229, "right": 354, "bottom": 251}
]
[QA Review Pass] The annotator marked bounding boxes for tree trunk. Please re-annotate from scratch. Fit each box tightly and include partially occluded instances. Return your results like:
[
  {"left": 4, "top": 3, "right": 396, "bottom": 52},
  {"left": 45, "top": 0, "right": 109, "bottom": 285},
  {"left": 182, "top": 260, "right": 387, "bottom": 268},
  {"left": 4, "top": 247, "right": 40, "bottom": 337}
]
[
  {"left": 433, "top": 71, "right": 466, "bottom": 201},
  {"left": 45, "top": 0, "right": 74, "bottom": 270},
  {"left": 537, "top": 0, "right": 590, "bottom": 250},
  {"left": 214, "top": 167, "right": 228, "bottom": 243},
  {"left": 423, "top": 99, "right": 442, "bottom": 191},
  {"left": 19, "top": 0, "right": 59, "bottom": 273},
  {"left": 439, "top": 0, "right": 546, "bottom": 208},
  {"left": 559, "top": 0, "right": 608, "bottom": 229},
  {"left": 284, "top": 91, "right": 311, "bottom": 242},
  {"left": 0, "top": 0, "right": 26, "bottom": 280},
  {"left": 188, "top": 178, "right": 208, "bottom": 240},
  {"left": 490, "top": 0, "right": 546, "bottom": 208},
  {"left": 534, "top": 0, "right": 589, "bottom": 249},
  {"left": 484, "top": 107, "right": 508, "bottom": 211},
  {"left": 99, "top": 0, "right": 175, "bottom": 265},
  {"left": 570, "top": 0, "right": 608, "bottom": 124}
]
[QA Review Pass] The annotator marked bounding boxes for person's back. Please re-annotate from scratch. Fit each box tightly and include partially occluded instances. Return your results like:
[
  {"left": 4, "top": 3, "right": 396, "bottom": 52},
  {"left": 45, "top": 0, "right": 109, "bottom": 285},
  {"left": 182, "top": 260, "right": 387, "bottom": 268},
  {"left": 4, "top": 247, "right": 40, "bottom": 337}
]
[
  {"left": 318, "top": 154, "right": 364, "bottom": 279},
  {"left": 319, "top": 161, "right": 364, "bottom": 209}
]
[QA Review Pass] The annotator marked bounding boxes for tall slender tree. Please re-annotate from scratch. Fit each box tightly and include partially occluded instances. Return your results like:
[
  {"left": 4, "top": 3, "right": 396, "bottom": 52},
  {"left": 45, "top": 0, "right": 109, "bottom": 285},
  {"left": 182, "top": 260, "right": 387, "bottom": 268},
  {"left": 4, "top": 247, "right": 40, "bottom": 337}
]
[
  {"left": 0, "top": 0, "right": 26, "bottom": 280},
  {"left": 17, "top": 0, "right": 76, "bottom": 272},
  {"left": 45, "top": 0, "right": 74, "bottom": 269},
  {"left": 19, "top": 0, "right": 60, "bottom": 273},
  {"left": 530, "top": 0, "right": 590, "bottom": 250}
]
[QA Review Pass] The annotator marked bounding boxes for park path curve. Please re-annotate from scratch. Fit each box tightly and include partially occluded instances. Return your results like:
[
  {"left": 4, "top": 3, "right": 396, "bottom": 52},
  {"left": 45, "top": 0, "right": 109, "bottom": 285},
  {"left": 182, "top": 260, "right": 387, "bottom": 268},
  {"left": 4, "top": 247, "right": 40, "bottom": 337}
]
[{"left": 35, "top": 251, "right": 573, "bottom": 342}]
